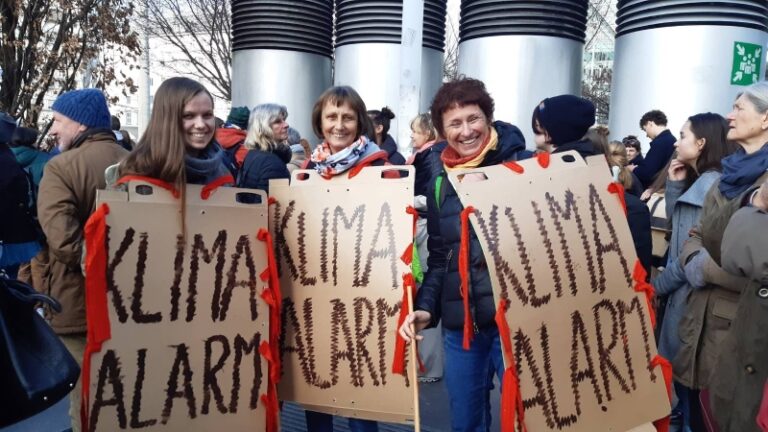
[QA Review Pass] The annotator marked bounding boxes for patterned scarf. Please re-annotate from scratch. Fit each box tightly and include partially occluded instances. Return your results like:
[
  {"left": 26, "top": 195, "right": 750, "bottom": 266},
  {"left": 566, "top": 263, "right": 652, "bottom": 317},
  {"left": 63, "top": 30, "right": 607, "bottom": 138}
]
[
  {"left": 310, "top": 136, "right": 380, "bottom": 178},
  {"left": 440, "top": 127, "right": 498, "bottom": 171}
]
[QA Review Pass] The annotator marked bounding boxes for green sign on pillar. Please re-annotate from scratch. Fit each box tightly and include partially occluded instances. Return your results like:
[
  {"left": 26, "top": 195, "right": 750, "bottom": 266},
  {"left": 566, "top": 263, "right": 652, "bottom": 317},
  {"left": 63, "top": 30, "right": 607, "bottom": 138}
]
[{"left": 731, "top": 41, "right": 763, "bottom": 86}]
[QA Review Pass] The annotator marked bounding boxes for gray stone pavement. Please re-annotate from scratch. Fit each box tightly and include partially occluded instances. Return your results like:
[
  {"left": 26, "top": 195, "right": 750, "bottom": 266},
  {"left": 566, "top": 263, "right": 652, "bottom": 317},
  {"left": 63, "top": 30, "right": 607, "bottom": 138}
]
[{"left": 0, "top": 378, "right": 502, "bottom": 431}]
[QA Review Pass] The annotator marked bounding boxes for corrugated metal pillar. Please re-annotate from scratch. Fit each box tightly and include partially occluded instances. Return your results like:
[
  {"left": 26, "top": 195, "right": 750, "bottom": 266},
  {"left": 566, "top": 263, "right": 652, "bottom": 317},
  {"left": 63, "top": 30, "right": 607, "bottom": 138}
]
[
  {"left": 610, "top": 1, "right": 768, "bottom": 151},
  {"left": 458, "top": 0, "right": 588, "bottom": 148},
  {"left": 231, "top": 0, "right": 333, "bottom": 142}
]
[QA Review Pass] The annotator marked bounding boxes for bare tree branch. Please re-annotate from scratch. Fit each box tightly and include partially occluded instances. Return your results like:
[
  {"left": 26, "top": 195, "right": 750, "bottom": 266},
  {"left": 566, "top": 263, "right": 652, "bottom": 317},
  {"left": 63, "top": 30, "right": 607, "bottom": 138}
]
[
  {"left": 142, "top": 0, "right": 231, "bottom": 100},
  {"left": 0, "top": 0, "right": 141, "bottom": 126}
]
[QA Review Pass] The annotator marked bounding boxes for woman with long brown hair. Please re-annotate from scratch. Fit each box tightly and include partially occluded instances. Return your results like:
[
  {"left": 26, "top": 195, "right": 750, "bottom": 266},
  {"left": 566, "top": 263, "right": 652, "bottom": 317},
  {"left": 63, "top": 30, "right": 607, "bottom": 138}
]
[{"left": 118, "top": 77, "right": 234, "bottom": 188}]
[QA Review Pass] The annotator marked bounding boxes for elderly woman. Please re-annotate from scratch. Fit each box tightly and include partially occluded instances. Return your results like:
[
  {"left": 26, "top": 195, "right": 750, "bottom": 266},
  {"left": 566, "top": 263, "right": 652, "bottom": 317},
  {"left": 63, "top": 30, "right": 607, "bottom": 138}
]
[
  {"left": 303, "top": 85, "right": 383, "bottom": 432},
  {"left": 399, "top": 77, "right": 530, "bottom": 431},
  {"left": 674, "top": 82, "right": 768, "bottom": 431}
]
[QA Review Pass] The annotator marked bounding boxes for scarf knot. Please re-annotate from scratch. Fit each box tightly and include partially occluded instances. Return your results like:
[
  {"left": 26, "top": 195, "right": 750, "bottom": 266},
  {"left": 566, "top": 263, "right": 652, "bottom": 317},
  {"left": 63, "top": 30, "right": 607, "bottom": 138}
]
[{"left": 310, "top": 136, "right": 381, "bottom": 177}]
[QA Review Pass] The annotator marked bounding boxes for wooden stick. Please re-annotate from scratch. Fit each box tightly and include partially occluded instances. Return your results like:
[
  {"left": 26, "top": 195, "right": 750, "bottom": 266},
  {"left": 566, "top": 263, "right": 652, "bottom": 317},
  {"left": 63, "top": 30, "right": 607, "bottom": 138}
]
[{"left": 406, "top": 283, "right": 421, "bottom": 432}]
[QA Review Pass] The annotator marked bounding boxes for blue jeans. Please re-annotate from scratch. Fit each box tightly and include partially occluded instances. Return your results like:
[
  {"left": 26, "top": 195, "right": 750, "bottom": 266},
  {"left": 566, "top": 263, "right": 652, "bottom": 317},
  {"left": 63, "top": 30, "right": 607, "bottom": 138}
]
[
  {"left": 443, "top": 327, "right": 505, "bottom": 432},
  {"left": 305, "top": 410, "right": 378, "bottom": 432}
]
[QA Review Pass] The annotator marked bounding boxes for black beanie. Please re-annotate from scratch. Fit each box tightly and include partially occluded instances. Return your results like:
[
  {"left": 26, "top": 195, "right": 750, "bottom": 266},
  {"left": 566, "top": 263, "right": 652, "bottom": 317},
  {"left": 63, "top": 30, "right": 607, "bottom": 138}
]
[{"left": 535, "top": 95, "right": 595, "bottom": 146}]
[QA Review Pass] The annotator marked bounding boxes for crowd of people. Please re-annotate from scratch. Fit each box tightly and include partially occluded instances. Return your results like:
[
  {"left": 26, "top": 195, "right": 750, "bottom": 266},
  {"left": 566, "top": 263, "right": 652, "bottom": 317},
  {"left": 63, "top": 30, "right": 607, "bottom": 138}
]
[{"left": 1, "top": 75, "right": 767, "bottom": 432}]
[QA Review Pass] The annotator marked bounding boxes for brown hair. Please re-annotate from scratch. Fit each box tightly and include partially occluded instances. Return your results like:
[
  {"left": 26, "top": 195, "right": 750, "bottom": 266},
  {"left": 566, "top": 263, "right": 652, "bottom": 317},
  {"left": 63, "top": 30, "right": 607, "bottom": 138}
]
[
  {"left": 120, "top": 77, "right": 214, "bottom": 233},
  {"left": 584, "top": 125, "right": 610, "bottom": 155},
  {"left": 606, "top": 141, "right": 635, "bottom": 190},
  {"left": 311, "top": 86, "right": 373, "bottom": 141},
  {"left": 430, "top": 77, "right": 494, "bottom": 137}
]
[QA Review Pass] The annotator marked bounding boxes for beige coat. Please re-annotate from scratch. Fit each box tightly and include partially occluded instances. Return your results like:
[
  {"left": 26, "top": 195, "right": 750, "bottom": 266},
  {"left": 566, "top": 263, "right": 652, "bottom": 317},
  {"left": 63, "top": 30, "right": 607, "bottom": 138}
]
[{"left": 37, "top": 130, "right": 127, "bottom": 334}]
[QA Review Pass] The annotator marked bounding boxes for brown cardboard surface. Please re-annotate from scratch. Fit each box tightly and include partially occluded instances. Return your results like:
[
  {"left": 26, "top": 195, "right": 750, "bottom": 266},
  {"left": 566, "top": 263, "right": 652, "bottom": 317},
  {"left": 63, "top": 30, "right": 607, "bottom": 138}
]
[
  {"left": 447, "top": 152, "right": 670, "bottom": 431},
  {"left": 86, "top": 181, "right": 269, "bottom": 431},
  {"left": 270, "top": 167, "right": 416, "bottom": 423}
]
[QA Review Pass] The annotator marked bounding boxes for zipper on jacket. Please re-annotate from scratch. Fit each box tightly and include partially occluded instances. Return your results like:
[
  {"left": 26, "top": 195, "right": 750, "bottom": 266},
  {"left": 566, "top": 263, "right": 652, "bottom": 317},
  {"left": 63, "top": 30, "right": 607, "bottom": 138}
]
[{"left": 444, "top": 249, "right": 453, "bottom": 272}]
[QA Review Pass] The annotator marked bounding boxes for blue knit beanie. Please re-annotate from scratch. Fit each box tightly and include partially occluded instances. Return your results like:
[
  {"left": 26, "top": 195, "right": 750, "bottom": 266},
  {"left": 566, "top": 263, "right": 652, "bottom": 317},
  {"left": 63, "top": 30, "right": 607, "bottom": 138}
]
[
  {"left": 0, "top": 112, "right": 17, "bottom": 144},
  {"left": 52, "top": 89, "right": 111, "bottom": 129}
]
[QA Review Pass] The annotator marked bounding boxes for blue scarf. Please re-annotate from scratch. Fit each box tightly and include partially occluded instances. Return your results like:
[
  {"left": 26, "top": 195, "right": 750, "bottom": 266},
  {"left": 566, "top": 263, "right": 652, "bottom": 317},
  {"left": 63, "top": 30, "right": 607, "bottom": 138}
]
[
  {"left": 719, "top": 143, "right": 768, "bottom": 199},
  {"left": 185, "top": 142, "right": 232, "bottom": 185}
]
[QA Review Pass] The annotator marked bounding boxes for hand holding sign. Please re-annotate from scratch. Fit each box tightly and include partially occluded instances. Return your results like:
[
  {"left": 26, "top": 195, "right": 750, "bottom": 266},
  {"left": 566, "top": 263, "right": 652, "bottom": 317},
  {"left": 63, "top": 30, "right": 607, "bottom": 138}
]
[{"left": 398, "top": 310, "right": 432, "bottom": 342}]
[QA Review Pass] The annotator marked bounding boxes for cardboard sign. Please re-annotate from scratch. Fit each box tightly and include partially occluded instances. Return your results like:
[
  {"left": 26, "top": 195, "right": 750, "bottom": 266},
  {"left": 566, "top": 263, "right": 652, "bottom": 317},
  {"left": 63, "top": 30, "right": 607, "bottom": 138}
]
[
  {"left": 270, "top": 167, "right": 416, "bottom": 424},
  {"left": 85, "top": 181, "right": 270, "bottom": 432},
  {"left": 448, "top": 153, "right": 670, "bottom": 431}
]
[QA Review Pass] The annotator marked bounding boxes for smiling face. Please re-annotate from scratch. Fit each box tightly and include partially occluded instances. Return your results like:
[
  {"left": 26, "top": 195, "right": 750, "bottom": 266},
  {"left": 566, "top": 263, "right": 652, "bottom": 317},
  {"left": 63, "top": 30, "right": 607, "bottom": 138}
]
[
  {"left": 441, "top": 104, "right": 491, "bottom": 158},
  {"left": 182, "top": 92, "right": 215, "bottom": 155},
  {"left": 726, "top": 93, "right": 768, "bottom": 145},
  {"left": 675, "top": 121, "right": 704, "bottom": 166},
  {"left": 271, "top": 115, "right": 289, "bottom": 142},
  {"left": 321, "top": 101, "right": 359, "bottom": 153}
]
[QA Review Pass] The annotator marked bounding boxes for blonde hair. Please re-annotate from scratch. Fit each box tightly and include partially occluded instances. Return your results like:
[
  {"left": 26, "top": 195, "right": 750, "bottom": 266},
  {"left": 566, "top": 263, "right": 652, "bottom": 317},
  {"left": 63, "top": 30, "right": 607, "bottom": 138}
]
[
  {"left": 244, "top": 103, "right": 287, "bottom": 151},
  {"left": 410, "top": 113, "right": 438, "bottom": 142},
  {"left": 606, "top": 141, "right": 634, "bottom": 190}
]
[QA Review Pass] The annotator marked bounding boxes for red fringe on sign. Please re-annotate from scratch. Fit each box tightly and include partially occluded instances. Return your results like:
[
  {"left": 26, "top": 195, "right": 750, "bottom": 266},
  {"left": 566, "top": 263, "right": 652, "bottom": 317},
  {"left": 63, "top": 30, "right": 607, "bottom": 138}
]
[
  {"left": 495, "top": 298, "right": 528, "bottom": 432},
  {"left": 81, "top": 204, "right": 112, "bottom": 431},
  {"left": 257, "top": 228, "right": 282, "bottom": 431},
  {"left": 115, "top": 175, "right": 180, "bottom": 198},
  {"left": 458, "top": 206, "right": 476, "bottom": 350},
  {"left": 633, "top": 260, "right": 657, "bottom": 329},
  {"left": 502, "top": 161, "right": 525, "bottom": 174},
  {"left": 536, "top": 151, "right": 550, "bottom": 168},
  {"left": 400, "top": 206, "right": 419, "bottom": 265},
  {"left": 200, "top": 174, "right": 235, "bottom": 199},
  {"left": 607, "top": 182, "right": 628, "bottom": 216},
  {"left": 392, "top": 273, "right": 415, "bottom": 375},
  {"left": 259, "top": 341, "right": 280, "bottom": 432},
  {"left": 651, "top": 355, "right": 673, "bottom": 432}
]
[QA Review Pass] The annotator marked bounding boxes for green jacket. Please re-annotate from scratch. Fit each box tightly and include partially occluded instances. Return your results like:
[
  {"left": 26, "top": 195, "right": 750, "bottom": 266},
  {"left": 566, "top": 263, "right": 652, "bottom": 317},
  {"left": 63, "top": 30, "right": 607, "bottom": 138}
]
[{"left": 11, "top": 146, "right": 52, "bottom": 194}]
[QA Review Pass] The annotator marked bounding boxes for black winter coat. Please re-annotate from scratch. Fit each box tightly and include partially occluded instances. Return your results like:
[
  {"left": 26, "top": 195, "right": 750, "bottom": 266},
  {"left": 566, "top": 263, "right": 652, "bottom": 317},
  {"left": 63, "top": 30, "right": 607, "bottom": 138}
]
[
  {"left": 415, "top": 121, "right": 531, "bottom": 330},
  {"left": 0, "top": 143, "right": 38, "bottom": 245},
  {"left": 412, "top": 141, "right": 446, "bottom": 199},
  {"left": 237, "top": 149, "right": 290, "bottom": 195},
  {"left": 633, "top": 129, "right": 676, "bottom": 188},
  {"left": 381, "top": 135, "right": 406, "bottom": 165}
]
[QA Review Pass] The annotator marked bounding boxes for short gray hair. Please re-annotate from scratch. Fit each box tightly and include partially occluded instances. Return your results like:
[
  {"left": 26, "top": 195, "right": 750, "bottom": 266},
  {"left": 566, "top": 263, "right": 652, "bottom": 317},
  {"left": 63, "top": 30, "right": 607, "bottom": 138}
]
[
  {"left": 287, "top": 127, "right": 301, "bottom": 145},
  {"left": 244, "top": 103, "right": 288, "bottom": 151},
  {"left": 738, "top": 81, "right": 768, "bottom": 114}
]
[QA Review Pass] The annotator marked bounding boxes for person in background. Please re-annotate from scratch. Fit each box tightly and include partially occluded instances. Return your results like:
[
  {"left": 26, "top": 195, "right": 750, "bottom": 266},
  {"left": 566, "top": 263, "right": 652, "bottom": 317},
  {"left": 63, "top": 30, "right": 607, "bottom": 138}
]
[
  {"left": 235, "top": 103, "right": 291, "bottom": 194},
  {"left": 623, "top": 134, "right": 644, "bottom": 165},
  {"left": 629, "top": 109, "right": 676, "bottom": 189},
  {"left": 584, "top": 124, "right": 610, "bottom": 152},
  {"left": 9, "top": 126, "right": 51, "bottom": 195},
  {"left": 215, "top": 105, "right": 250, "bottom": 168},
  {"left": 0, "top": 113, "right": 41, "bottom": 279},
  {"left": 532, "top": 94, "right": 596, "bottom": 158},
  {"left": 110, "top": 115, "right": 134, "bottom": 151},
  {"left": 650, "top": 112, "right": 736, "bottom": 432},
  {"left": 286, "top": 127, "right": 306, "bottom": 173},
  {"left": 606, "top": 140, "right": 644, "bottom": 197},
  {"left": 36, "top": 89, "right": 128, "bottom": 432},
  {"left": 245, "top": 103, "right": 292, "bottom": 162},
  {"left": 400, "top": 78, "right": 530, "bottom": 431},
  {"left": 368, "top": 106, "right": 405, "bottom": 165},
  {"left": 674, "top": 82, "right": 768, "bottom": 430},
  {"left": 9, "top": 125, "right": 52, "bottom": 289},
  {"left": 712, "top": 194, "right": 768, "bottom": 432},
  {"left": 407, "top": 112, "right": 445, "bottom": 384},
  {"left": 303, "top": 85, "right": 389, "bottom": 432}
]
